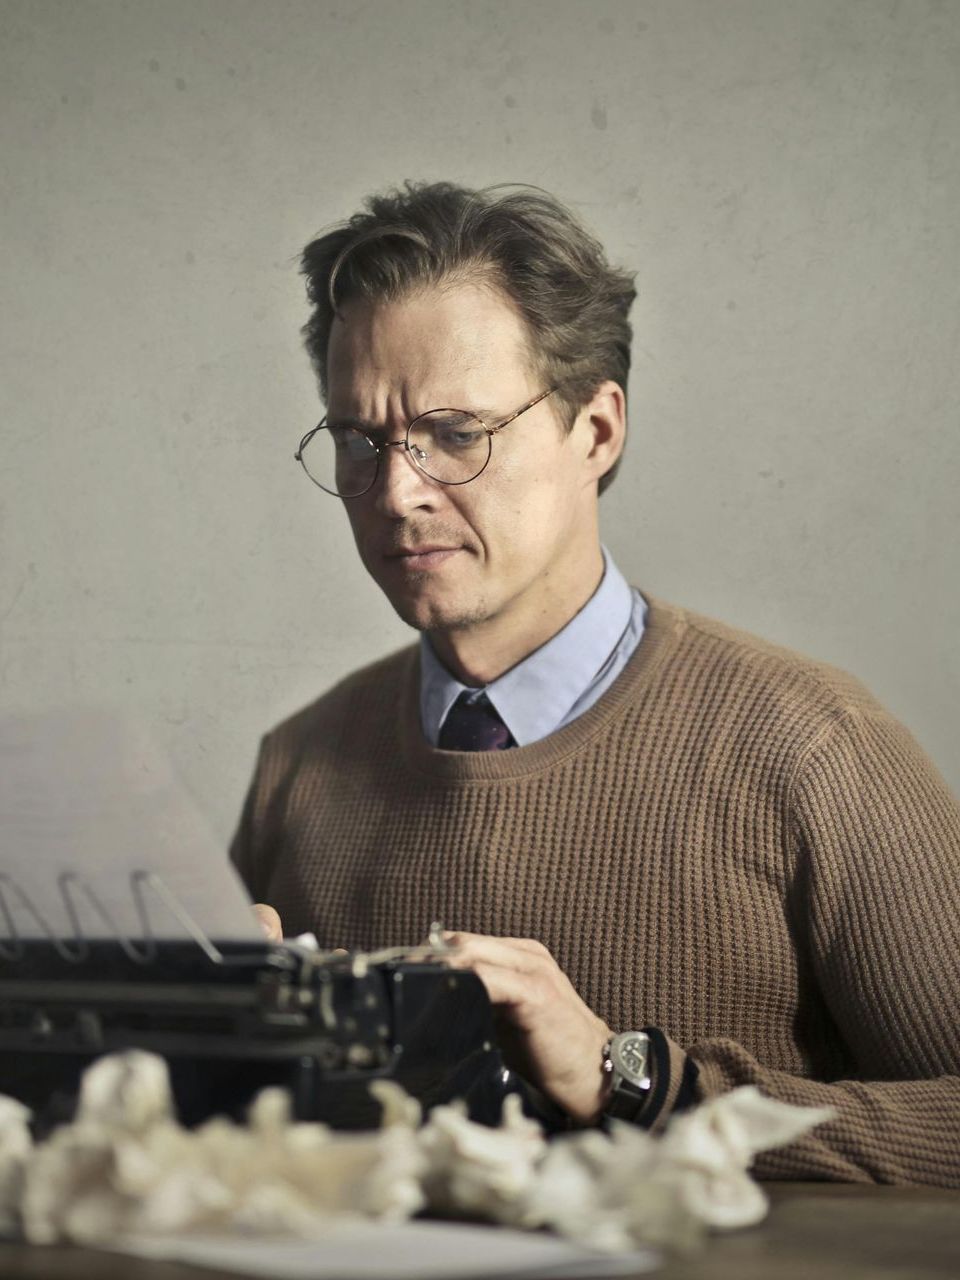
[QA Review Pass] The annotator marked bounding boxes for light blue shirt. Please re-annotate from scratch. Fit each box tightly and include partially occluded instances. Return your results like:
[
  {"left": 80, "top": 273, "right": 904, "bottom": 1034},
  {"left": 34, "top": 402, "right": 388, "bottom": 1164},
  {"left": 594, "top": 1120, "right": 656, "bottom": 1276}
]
[{"left": 419, "top": 549, "right": 647, "bottom": 748}]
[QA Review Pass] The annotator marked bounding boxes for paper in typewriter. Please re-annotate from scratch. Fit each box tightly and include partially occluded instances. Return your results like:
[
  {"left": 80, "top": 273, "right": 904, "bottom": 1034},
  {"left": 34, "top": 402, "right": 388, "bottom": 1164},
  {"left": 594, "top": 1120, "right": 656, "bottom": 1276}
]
[{"left": 0, "top": 707, "right": 261, "bottom": 943}]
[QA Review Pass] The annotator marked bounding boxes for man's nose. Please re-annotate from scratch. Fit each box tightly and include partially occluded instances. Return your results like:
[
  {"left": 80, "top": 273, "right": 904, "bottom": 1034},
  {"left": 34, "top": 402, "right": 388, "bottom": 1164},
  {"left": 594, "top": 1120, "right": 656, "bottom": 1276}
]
[{"left": 372, "top": 439, "right": 435, "bottom": 516}]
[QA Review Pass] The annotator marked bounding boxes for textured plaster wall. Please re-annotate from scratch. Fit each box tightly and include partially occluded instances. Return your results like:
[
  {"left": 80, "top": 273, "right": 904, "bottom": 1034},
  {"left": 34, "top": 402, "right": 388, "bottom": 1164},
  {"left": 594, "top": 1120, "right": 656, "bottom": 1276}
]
[{"left": 1, "top": 0, "right": 958, "bottom": 842}]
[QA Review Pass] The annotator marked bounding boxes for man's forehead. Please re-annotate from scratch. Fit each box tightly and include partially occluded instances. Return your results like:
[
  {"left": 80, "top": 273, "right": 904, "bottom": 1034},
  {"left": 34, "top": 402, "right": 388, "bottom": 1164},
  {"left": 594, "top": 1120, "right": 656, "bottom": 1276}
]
[{"left": 325, "top": 283, "right": 536, "bottom": 411}]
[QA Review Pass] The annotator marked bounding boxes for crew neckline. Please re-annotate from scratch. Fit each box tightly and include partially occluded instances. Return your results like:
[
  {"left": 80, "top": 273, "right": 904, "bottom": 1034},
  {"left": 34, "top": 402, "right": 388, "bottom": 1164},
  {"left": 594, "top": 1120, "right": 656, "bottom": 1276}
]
[{"left": 398, "top": 595, "right": 686, "bottom": 782}]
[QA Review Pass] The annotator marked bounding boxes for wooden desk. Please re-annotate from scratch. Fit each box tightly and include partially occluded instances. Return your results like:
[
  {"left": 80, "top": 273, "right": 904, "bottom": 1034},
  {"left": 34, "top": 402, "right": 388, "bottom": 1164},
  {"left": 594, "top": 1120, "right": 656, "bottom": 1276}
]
[
  {"left": 0, "top": 1184, "right": 957, "bottom": 1280},
  {"left": 660, "top": 1183, "right": 960, "bottom": 1280}
]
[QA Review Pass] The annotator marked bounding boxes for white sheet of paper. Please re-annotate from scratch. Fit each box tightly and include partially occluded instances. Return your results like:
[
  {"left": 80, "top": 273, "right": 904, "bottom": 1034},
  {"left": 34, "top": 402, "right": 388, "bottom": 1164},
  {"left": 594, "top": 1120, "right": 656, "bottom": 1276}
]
[
  {"left": 0, "top": 707, "right": 260, "bottom": 943},
  {"left": 116, "top": 1220, "right": 660, "bottom": 1279}
]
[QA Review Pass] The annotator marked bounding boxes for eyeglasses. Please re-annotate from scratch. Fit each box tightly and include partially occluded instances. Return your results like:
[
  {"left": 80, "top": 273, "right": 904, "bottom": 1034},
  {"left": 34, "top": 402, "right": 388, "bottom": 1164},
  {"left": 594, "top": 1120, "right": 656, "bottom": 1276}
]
[{"left": 295, "top": 387, "right": 558, "bottom": 498}]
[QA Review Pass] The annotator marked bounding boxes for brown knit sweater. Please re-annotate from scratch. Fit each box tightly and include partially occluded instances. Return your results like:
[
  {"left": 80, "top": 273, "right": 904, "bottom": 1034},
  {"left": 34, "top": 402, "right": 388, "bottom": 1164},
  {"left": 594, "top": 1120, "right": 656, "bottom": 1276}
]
[{"left": 230, "top": 597, "right": 960, "bottom": 1185}]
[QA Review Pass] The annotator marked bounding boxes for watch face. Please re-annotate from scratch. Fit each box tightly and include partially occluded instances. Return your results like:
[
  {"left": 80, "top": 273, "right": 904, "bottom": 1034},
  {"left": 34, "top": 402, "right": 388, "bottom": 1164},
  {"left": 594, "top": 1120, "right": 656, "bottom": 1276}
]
[{"left": 611, "top": 1032, "right": 650, "bottom": 1084}]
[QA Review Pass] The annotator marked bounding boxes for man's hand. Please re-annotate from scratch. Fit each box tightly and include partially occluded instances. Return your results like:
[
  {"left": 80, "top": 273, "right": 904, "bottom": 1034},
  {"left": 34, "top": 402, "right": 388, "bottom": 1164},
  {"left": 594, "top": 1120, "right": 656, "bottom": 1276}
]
[
  {"left": 253, "top": 902, "right": 283, "bottom": 942},
  {"left": 442, "top": 931, "right": 613, "bottom": 1124}
]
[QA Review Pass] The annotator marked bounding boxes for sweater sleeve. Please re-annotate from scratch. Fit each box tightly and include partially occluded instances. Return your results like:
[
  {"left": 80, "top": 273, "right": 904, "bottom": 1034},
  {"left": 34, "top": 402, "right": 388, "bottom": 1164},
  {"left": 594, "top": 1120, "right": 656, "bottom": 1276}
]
[
  {"left": 646, "top": 706, "right": 960, "bottom": 1185},
  {"left": 228, "top": 734, "right": 278, "bottom": 904}
]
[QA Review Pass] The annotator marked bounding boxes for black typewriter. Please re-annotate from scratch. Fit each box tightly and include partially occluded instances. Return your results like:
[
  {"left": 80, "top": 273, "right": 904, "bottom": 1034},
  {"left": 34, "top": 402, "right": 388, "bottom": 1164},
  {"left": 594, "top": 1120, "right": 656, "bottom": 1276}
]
[
  {"left": 0, "top": 715, "right": 552, "bottom": 1136},
  {"left": 0, "top": 930, "right": 533, "bottom": 1136}
]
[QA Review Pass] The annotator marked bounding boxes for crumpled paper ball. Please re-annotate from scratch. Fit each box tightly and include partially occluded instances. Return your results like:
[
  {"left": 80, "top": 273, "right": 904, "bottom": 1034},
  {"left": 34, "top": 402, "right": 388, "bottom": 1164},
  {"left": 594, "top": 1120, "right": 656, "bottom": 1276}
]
[
  {"left": 510, "top": 1085, "right": 836, "bottom": 1252},
  {"left": 0, "top": 1050, "right": 833, "bottom": 1253},
  {"left": 418, "top": 1092, "right": 547, "bottom": 1224},
  {"left": 655, "top": 1085, "right": 835, "bottom": 1230},
  {"left": 17, "top": 1052, "right": 426, "bottom": 1245}
]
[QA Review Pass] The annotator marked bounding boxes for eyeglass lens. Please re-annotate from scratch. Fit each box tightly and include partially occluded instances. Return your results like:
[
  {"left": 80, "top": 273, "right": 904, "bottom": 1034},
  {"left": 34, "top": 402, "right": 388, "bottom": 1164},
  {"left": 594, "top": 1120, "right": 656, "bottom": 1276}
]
[{"left": 299, "top": 410, "right": 492, "bottom": 496}]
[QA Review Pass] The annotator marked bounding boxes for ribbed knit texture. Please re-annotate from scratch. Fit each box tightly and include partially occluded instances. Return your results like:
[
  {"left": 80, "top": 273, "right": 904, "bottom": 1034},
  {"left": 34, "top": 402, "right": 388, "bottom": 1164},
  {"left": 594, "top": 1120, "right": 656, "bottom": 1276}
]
[{"left": 231, "top": 598, "right": 960, "bottom": 1185}]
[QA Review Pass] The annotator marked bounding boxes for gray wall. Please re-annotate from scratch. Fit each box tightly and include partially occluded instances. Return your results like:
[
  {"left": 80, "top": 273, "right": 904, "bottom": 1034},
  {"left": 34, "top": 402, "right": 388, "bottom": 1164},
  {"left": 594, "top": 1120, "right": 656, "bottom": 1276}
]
[{"left": 2, "top": 0, "right": 958, "bottom": 842}]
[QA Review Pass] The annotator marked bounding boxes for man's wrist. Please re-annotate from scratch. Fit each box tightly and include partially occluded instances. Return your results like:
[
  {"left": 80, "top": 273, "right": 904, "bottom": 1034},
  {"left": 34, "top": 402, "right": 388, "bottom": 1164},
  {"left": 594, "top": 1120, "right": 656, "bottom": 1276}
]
[{"left": 556, "top": 1019, "right": 614, "bottom": 1126}]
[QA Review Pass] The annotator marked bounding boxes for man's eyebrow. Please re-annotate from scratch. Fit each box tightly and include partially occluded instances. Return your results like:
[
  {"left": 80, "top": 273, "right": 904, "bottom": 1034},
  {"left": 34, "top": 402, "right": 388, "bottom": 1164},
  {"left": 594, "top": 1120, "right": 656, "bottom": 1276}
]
[
  {"left": 327, "top": 406, "right": 499, "bottom": 430},
  {"left": 325, "top": 414, "right": 378, "bottom": 431},
  {"left": 424, "top": 405, "right": 499, "bottom": 422}
]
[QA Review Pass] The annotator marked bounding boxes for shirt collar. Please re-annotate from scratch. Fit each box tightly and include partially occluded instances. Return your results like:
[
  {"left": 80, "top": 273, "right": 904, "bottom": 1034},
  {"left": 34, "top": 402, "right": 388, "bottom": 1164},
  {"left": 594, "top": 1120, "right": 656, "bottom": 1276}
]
[{"left": 419, "top": 548, "right": 636, "bottom": 747}]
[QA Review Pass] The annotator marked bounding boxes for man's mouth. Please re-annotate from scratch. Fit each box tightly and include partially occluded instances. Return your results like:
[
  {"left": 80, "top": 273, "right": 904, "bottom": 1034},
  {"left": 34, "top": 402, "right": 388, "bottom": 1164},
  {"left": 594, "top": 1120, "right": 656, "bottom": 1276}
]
[{"left": 385, "top": 545, "right": 461, "bottom": 571}]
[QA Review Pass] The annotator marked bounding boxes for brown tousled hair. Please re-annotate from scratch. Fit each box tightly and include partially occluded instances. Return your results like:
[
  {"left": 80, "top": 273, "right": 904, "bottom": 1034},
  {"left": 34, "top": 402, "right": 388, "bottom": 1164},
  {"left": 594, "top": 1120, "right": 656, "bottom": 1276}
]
[{"left": 299, "top": 181, "right": 636, "bottom": 493}]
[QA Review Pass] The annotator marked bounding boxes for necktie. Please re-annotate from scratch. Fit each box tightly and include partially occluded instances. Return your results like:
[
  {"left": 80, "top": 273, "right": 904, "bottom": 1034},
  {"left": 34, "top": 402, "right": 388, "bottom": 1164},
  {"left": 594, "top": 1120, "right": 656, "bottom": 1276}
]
[{"left": 438, "top": 691, "right": 515, "bottom": 751}]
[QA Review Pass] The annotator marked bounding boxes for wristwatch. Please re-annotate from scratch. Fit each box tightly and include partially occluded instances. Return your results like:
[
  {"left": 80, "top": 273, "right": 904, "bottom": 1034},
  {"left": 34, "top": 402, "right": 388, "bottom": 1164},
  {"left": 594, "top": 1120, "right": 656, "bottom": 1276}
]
[{"left": 601, "top": 1030, "right": 653, "bottom": 1122}]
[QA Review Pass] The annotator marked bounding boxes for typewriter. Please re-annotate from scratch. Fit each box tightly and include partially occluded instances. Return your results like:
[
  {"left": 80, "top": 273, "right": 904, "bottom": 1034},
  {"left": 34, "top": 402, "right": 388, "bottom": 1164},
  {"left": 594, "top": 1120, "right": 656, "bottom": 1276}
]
[
  {"left": 0, "top": 892, "right": 535, "bottom": 1136},
  {"left": 0, "top": 714, "right": 552, "bottom": 1135}
]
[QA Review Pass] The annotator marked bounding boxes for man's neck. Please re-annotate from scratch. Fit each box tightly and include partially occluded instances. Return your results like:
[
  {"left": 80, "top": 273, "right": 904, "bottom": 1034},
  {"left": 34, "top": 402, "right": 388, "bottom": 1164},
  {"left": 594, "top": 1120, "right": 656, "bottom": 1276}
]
[{"left": 428, "top": 547, "right": 606, "bottom": 686}]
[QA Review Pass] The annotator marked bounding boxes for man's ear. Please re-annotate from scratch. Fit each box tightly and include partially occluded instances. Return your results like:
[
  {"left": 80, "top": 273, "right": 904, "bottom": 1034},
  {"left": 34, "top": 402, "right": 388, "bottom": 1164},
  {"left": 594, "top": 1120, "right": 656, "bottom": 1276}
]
[{"left": 575, "top": 380, "right": 626, "bottom": 484}]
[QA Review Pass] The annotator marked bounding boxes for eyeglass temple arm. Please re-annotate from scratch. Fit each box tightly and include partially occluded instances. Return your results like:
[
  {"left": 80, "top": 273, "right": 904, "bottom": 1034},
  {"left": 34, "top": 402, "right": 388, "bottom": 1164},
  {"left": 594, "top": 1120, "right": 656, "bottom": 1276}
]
[
  {"left": 295, "top": 418, "right": 328, "bottom": 460},
  {"left": 485, "top": 386, "right": 558, "bottom": 436}
]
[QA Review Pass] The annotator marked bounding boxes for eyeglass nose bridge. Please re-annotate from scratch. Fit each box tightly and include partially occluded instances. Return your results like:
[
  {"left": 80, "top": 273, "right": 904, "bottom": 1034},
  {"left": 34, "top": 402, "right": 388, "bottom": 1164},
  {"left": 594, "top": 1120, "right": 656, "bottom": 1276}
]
[
  {"left": 378, "top": 436, "right": 429, "bottom": 465},
  {"left": 366, "top": 435, "right": 431, "bottom": 496}
]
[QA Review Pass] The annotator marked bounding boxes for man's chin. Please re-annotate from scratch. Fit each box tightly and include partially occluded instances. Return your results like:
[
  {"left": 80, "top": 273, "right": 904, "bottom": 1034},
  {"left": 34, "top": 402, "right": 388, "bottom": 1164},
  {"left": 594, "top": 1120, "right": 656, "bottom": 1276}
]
[{"left": 384, "top": 587, "right": 487, "bottom": 634}]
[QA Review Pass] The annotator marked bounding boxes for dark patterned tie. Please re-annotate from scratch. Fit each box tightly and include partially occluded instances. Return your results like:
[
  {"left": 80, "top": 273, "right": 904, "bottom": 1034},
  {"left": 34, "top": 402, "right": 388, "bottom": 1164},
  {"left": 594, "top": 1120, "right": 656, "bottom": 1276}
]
[{"left": 438, "top": 691, "right": 515, "bottom": 751}]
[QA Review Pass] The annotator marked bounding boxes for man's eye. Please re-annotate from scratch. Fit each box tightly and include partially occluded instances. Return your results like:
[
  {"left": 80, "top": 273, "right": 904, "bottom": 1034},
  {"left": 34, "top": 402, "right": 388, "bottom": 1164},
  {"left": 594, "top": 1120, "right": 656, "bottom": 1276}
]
[
  {"left": 433, "top": 420, "right": 484, "bottom": 449},
  {"left": 330, "top": 427, "right": 371, "bottom": 457}
]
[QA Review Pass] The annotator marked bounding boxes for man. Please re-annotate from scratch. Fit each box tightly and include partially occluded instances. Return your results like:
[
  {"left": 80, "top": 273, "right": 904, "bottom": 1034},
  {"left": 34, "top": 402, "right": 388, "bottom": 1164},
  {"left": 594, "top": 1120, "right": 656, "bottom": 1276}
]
[{"left": 232, "top": 182, "right": 960, "bottom": 1185}]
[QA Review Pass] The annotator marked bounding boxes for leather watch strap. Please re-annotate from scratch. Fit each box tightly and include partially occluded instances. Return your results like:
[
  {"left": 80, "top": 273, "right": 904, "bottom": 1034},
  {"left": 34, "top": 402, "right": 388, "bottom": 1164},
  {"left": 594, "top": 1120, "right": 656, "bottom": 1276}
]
[{"left": 604, "top": 1074, "right": 651, "bottom": 1122}]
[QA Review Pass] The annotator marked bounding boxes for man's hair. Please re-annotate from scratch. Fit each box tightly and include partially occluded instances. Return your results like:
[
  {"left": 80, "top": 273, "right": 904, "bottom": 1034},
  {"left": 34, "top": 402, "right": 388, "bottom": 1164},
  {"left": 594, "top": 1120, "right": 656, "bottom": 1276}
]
[{"left": 299, "top": 181, "right": 636, "bottom": 493}]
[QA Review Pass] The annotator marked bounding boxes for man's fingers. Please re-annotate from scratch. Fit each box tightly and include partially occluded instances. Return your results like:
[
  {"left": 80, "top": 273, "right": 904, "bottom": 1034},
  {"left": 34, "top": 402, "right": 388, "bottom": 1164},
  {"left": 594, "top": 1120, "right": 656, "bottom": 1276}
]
[
  {"left": 444, "top": 930, "right": 547, "bottom": 956},
  {"left": 443, "top": 932, "right": 550, "bottom": 973},
  {"left": 446, "top": 939, "right": 571, "bottom": 1021},
  {"left": 253, "top": 902, "right": 283, "bottom": 942},
  {"left": 437, "top": 929, "right": 613, "bottom": 1122},
  {"left": 459, "top": 958, "right": 542, "bottom": 1010}
]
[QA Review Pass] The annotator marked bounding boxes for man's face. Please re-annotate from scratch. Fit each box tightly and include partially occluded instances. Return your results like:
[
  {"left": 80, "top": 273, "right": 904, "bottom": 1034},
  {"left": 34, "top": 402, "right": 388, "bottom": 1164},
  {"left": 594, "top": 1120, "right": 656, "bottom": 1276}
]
[{"left": 325, "top": 280, "right": 604, "bottom": 648}]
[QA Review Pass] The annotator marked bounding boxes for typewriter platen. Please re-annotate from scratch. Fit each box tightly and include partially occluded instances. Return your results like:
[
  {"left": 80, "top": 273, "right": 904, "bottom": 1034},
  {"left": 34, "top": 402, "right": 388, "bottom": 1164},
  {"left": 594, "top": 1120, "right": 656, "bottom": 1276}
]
[{"left": 0, "top": 931, "right": 531, "bottom": 1134}]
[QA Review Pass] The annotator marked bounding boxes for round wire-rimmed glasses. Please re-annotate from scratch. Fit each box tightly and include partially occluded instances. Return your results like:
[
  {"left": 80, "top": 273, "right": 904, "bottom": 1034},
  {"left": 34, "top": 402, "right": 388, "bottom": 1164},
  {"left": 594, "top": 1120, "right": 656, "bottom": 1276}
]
[{"left": 295, "top": 386, "right": 558, "bottom": 498}]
